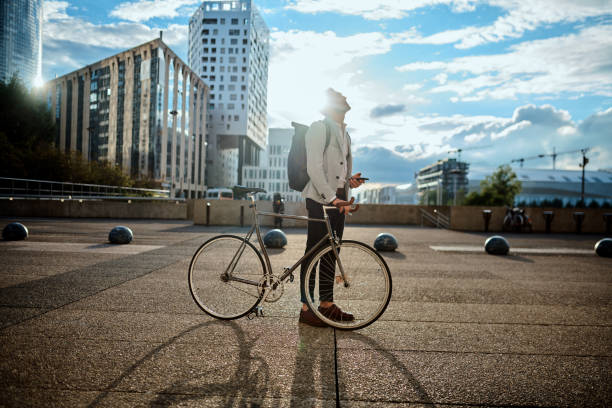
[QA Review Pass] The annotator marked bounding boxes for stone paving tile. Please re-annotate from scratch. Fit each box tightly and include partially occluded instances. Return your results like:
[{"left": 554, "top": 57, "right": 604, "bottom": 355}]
[
  {"left": 0, "top": 264, "right": 78, "bottom": 278},
  {"left": 391, "top": 284, "right": 554, "bottom": 305},
  {"left": 0, "top": 306, "right": 49, "bottom": 329},
  {"left": 0, "top": 335, "right": 154, "bottom": 391},
  {"left": 4, "top": 310, "right": 333, "bottom": 350},
  {"left": 0, "top": 326, "right": 336, "bottom": 405},
  {"left": 0, "top": 251, "right": 124, "bottom": 267},
  {"left": 380, "top": 301, "right": 612, "bottom": 326},
  {"left": 1, "top": 387, "right": 337, "bottom": 408},
  {"left": 336, "top": 320, "right": 612, "bottom": 356},
  {"left": 336, "top": 349, "right": 611, "bottom": 407},
  {"left": 60, "top": 284, "right": 201, "bottom": 314}
]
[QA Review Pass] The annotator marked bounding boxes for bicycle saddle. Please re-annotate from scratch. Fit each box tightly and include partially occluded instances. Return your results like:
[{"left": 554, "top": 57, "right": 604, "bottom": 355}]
[{"left": 233, "top": 185, "right": 267, "bottom": 194}]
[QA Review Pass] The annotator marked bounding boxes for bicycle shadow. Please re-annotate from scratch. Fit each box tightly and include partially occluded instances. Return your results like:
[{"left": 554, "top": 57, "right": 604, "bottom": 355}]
[
  {"left": 335, "top": 330, "right": 433, "bottom": 405},
  {"left": 87, "top": 320, "right": 277, "bottom": 408}
]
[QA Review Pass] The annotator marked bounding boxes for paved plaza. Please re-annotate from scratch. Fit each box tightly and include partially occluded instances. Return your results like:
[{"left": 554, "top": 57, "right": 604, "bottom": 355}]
[{"left": 0, "top": 217, "right": 611, "bottom": 407}]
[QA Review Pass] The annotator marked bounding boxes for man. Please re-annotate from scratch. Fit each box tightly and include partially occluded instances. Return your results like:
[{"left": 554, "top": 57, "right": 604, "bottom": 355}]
[
  {"left": 299, "top": 88, "right": 365, "bottom": 327},
  {"left": 272, "top": 192, "right": 285, "bottom": 229}
]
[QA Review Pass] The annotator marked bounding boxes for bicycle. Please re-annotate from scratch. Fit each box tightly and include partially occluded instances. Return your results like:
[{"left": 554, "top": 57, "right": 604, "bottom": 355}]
[{"left": 188, "top": 187, "right": 392, "bottom": 330}]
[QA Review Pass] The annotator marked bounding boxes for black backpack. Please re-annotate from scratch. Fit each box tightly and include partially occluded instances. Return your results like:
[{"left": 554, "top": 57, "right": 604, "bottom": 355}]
[{"left": 288, "top": 121, "right": 331, "bottom": 191}]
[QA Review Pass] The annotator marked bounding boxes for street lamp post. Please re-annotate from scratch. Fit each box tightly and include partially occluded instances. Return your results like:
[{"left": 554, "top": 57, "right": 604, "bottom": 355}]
[
  {"left": 579, "top": 148, "right": 589, "bottom": 206},
  {"left": 169, "top": 109, "right": 178, "bottom": 199}
]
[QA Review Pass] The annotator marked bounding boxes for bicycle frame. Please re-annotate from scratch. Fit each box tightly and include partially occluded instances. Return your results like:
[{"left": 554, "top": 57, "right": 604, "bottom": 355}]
[{"left": 221, "top": 194, "right": 349, "bottom": 296}]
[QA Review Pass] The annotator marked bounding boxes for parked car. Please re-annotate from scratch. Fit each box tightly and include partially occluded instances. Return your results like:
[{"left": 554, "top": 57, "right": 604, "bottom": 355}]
[{"left": 205, "top": 188, "right": 234, "bottom": 200}]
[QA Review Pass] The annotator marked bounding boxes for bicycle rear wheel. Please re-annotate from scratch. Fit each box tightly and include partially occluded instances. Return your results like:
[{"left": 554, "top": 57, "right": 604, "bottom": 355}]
[
  {"left": 303, "top": 240, "right": 392, "bottom": 330},
  {"left": 189, "top": 235, "right": 265, "bottom": 319}
]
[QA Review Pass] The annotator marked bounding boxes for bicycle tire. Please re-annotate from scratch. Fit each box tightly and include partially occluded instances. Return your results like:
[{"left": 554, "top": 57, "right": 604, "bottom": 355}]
[
  {"left": 303, "top": 240, "right": 392, "bottom": 330},
  {"left": 189, "top": 235, "right": 266, "bottom": 320}
]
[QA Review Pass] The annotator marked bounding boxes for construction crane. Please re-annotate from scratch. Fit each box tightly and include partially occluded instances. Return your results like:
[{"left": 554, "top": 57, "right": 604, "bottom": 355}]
[
  {"left": 511, "top": 147, "right": 589, "bottom": 170},
  {"left": 448, "top": 145, "right": 492, "bottom": 162}
]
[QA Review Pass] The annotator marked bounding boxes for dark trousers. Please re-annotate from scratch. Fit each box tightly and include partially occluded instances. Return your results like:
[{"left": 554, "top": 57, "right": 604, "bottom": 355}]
[{"left": 300, "top": 190, "right": 346, "bottom": 304}]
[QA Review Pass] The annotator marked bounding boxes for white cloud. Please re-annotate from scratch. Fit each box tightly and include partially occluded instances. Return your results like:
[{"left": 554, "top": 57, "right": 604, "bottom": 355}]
[
  {"left": 396, "top": 25, "right": 612, "bottom": 100},
  {"left": 413, "top": 104, "right": 612, "bottom": 171},
  {"left": 43, "top": 1, "right": 71, "bottom": 20},
  {"left": 491, "top": 120, "right": 531, "bottom": 140},
  {"left": 464, "top": 132, "right": 487, "bottom": 143},
  {"left": 284, "top": 0, "right": 477, "bottom": 20},
  {"left": 109, "top": 0, "right": 199, "bottom": 22},
  {"left": 42, "top": 1, "right": 189, "bottom": 79},
  {"left": 287, "top": 0, "right": 612, "bottom": 49},
  {"left": 403, "top": 83, "right": 423, "bottom": 92},
  {"left": 434, "top": 73, "right": 448, "bottom": 85},
  {"left": 44, "top": 0, "right": 188, "bottom": 49},
  {"left": 557, "top": 125, "right": 577, "bottom": 136}
]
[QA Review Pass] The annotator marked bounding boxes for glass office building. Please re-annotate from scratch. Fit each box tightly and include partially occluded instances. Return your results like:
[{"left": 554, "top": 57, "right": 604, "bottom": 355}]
[
  {"left": 0, "top": 0, "right": 43, "bottom": 87},
  {"left": 42, "top": 38, "right": 210, "bottom": 198}
]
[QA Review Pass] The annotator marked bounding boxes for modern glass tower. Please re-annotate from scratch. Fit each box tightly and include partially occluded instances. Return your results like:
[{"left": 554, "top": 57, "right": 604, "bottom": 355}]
[
  {"left": 42, "top": 38, "right": 210, "bottom": 199},
  {"left": 0, "top": 0, "right": 43, "bottom": 87},
  {"left": 189, "top": 0, "right": 269, "bottom": 188}
]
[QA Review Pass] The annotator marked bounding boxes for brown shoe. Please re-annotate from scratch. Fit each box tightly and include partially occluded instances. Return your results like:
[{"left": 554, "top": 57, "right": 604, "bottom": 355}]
[
  {"left": 318, "top": 304, "right": 355, "bottom": 322},
  {"left": 299, "top": 308, "right": 328, "bottom": 327}
]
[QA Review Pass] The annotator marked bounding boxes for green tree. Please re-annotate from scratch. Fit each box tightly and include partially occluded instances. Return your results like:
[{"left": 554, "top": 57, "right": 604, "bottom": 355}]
[
  {"left": 0, "top": 76, "right": 135, "bottom": 190},
  {"left": 0, "top": 75, "right": 56, "bottom": 178},
  {"left": 464, "top": 165, "right": 522, "bottom": 206}
]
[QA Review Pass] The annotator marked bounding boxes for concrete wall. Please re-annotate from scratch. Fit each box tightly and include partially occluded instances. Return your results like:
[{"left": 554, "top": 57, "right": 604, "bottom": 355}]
[
  {"left": 192, "top": 200, "right": 450, "bottom": 227},
  {"left": 193, "top": 200, "right": 309, "bottom": 228},
  {"left": 0, "top": 199, "right": 187, "bottom": 220},
  {"left": 450, "top": 206, "right": 612, "bottom": 234},
  {"left": 2, "top": 198, "right": 609, "bottom": 233},
  {"left": 346, "top": 204, "right": 449, "bottom": 226}
]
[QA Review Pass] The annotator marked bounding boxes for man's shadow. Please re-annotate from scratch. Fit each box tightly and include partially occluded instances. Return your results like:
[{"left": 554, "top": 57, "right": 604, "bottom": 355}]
[
  {"left": 290, "top": 324, "right": 432, "bottom": 406},
  {"left": 289, "top": 325, "right": 337, "bottom": 405}
]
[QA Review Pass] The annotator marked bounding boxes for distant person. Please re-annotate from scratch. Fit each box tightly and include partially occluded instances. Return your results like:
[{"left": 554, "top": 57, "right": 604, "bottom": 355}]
[
  {"left": 299, "top": 88, "right": 366, "bottom": 327},
  {"left": 272, "top": 192, "right": 285, "bottom": 229}
]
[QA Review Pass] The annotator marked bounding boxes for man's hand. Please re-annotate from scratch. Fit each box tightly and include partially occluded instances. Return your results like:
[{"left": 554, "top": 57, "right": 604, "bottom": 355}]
[
  {"left": 349, "top": 172, "right": 366, "bottom": 188},
  {"left": 332, "top": 197, "right": 360, "bottom": 214}
]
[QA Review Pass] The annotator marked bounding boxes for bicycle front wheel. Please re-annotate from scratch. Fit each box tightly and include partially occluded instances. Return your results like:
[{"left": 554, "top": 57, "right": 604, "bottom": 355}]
[
  {"left": 303, "top": 240, "right": 392, "bottom": 330},
  {"left": 189, "top": 235, "right": 265, "bottom": 320}
]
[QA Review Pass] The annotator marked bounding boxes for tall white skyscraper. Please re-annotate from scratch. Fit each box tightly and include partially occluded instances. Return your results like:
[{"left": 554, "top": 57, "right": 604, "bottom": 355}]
[{"left": 189, "top": 0, "right": 269, "bottom": 188}]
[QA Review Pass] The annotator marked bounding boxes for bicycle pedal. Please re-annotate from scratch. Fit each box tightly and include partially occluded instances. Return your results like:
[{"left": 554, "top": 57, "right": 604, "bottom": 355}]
[
  {"left": 255, "top": 305, "right": 264, "bottom": 317},
  {"left": 283, "top": 267, "right": 295, "bottom": 283}
]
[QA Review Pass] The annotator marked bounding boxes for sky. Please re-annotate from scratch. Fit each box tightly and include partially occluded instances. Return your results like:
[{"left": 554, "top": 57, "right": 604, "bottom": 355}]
[{"left": 42, "top": 0, "right": 612, "bottom": 183}]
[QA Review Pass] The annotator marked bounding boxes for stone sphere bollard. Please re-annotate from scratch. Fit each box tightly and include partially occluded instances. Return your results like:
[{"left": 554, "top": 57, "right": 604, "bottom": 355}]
[
  {"left": 2, "top": 222, "right": 28, "bottom": 241},
  {"left": 484, "top": 235, "right": 510, "bottom": 255},
  {"left": 108, "top": 226, "right": 134, "bottom": 244},
  {"left": 263, "top": 229, "right": 287, "bottom": 248},
  {"left": 594, "top": 238, "right": 612, "bottom": 258},
  {"left": 374, "top": 233, "right": 398, "bottom": 251}
]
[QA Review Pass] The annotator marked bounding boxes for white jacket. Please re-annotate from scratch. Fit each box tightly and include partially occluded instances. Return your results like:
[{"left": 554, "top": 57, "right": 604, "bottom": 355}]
[{"left": 301, "top": 117, "right": 353, "bottom": 204}]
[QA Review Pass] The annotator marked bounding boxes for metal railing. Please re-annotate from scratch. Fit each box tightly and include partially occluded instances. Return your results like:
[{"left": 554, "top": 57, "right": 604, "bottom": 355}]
[
  {"left": 0, "top": 177, "right": 172, "bottom": 200},
  {"left": 420, "top": 208, "right": 450, "bottom": 229}
]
